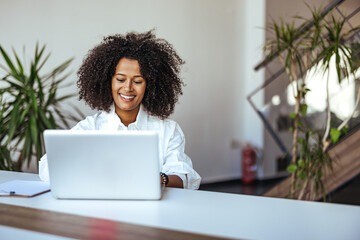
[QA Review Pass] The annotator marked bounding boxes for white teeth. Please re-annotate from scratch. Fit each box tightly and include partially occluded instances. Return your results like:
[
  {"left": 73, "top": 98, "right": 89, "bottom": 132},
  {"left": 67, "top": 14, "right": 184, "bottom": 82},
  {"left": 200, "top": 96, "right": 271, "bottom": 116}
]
[{"left": 120, "top": 94, "right": 135, "bottom": 99}]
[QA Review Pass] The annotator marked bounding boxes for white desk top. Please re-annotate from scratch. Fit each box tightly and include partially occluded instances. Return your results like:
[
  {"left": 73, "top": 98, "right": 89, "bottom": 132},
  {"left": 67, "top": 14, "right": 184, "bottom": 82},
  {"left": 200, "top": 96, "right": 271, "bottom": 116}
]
[
  {"left": 0, "top": 225, "right": 72, "bottom": 240},
  {"left": 0, "top": 170, "right": 359, "bottom": 240}
]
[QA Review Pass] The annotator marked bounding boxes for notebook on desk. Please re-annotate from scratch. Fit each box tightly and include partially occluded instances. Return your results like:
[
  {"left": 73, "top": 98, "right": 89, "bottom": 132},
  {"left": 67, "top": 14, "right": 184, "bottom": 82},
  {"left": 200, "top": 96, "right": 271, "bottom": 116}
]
[{"left": 43, "top": 130, "right": 162, "bottom": 200}]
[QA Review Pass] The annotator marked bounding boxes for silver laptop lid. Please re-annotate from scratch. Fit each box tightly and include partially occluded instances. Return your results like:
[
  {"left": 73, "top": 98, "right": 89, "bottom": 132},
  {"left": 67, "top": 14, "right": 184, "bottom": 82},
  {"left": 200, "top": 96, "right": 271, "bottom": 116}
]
[{"left": 44, "top": 130, "right": 161, "bottom": 200}]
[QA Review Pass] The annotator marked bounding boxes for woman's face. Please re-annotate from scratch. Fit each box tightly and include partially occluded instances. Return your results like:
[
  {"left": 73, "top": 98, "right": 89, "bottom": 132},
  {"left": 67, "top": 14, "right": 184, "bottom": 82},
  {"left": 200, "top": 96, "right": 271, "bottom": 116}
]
[{"left": 111, "top": 58, "right": 146, "bottom": 117}]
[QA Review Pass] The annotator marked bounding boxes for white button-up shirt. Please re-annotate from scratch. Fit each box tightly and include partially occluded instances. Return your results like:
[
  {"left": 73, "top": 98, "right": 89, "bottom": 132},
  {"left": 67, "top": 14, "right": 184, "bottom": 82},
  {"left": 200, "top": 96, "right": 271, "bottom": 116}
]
[{"left": 39, "top": 105, "right": 201, "bottom": 189}]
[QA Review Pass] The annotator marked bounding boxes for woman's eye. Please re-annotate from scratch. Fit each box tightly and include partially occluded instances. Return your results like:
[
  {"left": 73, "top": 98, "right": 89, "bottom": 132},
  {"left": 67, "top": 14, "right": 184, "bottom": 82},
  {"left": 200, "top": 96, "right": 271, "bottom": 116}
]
[
  {"left": 134, "top": 81, "right": 143, "bottom": 84},
  {"left": 116, "top": 79, "right": 125, "bottom": 82}
]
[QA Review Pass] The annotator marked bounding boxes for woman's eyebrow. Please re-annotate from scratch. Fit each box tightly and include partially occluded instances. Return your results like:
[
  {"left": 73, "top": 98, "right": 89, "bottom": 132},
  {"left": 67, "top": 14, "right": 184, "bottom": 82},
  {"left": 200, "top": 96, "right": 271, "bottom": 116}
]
[
  {"left": 115, "top": 73, "right": 143, "bottom": 78},
  {"left": 115, "top": 73, "right": 126, "bottom": 76},
  {"left": 133, "top": 75, "right": 144, "bottom": 78}
]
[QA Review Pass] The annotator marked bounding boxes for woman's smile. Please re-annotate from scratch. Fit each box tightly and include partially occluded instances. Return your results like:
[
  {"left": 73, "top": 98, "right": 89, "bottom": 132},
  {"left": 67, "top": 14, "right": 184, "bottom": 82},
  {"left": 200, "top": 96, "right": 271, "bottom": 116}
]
[{"left": 119, "top": 93, "right": 136, "bottom": 102}]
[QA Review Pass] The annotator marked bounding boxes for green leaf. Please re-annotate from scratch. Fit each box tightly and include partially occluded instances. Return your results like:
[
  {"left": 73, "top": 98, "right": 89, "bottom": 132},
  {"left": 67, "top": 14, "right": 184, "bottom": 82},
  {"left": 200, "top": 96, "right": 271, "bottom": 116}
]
[
  {"left": 48, "top": 112, "right": 56, "bottom": 127},
  {"left": 22, "top": 131, "right": 32, "bottom": 166},
  {"left": 302, "top": 91, "right": 307, "bottom": 98},
  {"left": 2, "top": 78, "right": 23, "bottom": 89},
  {"left": 287, "top": 164, "right": 298, "bottom": 173},
  {"left": 305, "top": 131, "right": 309, "bottom": 140},
  {"left": 330, "top": 128, "right": 341, "bottom": 144},
  {"left": 342, "top": 126, "right": 348, "bottom": 135},
  {"left": 53, "top": 107, "right": 71, "bottom": 129},
  {"left": 30, "top": 89, "right": 38, "bottom": 114},
  {"left": 55, "top": 93, "right": 77, "bottom": 102},
  {"left": 0, "top": 146, "right": 13, "bottom": 170},
  {"left": 29, "top": 114, "right": 39, "bottom": 149},
  {"left": 34, "top": 133, "right": 43, "bottom": 165},
  {"left": 289, "top": 113, "right": 296, "bottom": 119},
  {"left": 36, "top": 53, "right": 51, "bottom": 73},
  {"left": 7, "top": 100, "right": 21, "bottom": 144},
  {"left": 298, "top": 171, "right": 306, "bottom": 180},
  {"left": 0, "top": 46, "right": 19, "bottom": 77},
  {"left": 300, "top": 104, "right": 308, "bottom": 116},
  {"left": 298, "top": 159, "right": 305, "bottom": 168},
  {"left": 36, "top": 75, "right": 44, "bottom": 104},
  {"left": 38, "top": 108, "right": 55, "bottom": 129},
  {"left": 12, "top": 47, "right": 24, "bottom": 77}
]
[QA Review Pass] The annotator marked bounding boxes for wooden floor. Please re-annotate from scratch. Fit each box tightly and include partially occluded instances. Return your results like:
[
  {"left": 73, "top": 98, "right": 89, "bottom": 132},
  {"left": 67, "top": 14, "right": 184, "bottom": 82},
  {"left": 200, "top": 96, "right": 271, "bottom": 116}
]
[
  {"left": 0, "top": 203, "right": 234, "bottom": 240},
  {"left": 200, "top": 174, "right": 360, "bottom": 205},
  {"left": 200, "top": 177, "right": 285, "bottom": 196},
  {"left": 327, "top": 173, "right": 360, "bottom": 205}
]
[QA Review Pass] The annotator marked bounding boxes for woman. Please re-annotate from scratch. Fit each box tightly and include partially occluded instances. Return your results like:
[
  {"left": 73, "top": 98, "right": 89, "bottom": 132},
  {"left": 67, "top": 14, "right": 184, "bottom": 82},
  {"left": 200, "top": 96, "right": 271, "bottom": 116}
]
[{"left": 39, "top": 31, "right": 201, "bottom": 189}]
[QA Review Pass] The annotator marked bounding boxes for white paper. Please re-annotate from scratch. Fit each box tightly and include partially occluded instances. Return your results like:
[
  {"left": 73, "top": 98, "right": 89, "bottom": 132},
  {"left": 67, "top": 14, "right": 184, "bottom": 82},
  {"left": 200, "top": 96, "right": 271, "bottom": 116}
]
[{"left": 0, "top": 180, "right": 50, "bottom": 196}]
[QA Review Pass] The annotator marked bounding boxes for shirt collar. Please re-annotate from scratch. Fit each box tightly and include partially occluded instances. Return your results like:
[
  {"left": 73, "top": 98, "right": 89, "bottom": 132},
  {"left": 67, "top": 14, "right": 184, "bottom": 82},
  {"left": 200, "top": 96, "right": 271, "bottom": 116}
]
[
  {"left": 108, "top": 104, "right": 148, "bottom": 130},
  {"left": 131, "top": 104, "right": 148, "bottom": 130}
]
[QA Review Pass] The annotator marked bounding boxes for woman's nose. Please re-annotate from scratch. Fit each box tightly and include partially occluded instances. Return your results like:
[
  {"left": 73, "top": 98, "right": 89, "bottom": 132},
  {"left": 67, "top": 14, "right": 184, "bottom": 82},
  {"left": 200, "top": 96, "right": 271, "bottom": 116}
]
[{"left": 124, "top": 80, "right": 133, "bottom": 91}]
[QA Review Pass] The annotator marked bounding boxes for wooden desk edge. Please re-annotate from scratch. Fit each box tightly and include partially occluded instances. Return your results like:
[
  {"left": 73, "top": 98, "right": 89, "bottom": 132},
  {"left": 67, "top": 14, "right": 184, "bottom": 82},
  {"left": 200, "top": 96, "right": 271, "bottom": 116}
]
[{"left": 0, "top": 203, "right": 239, "bottom": 240}]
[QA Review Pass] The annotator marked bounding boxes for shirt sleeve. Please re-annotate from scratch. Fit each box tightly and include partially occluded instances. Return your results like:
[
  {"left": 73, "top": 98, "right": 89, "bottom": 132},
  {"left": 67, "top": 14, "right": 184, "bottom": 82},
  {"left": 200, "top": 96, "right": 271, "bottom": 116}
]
[
  {"left": 161, "top": 123, "right": 201, "bottom": 189},
  {"left": 38, "top": 115, "right": 97, "bottom": 183},
  {"left": 38, "top": 154, "right": 50, "bottom": 183}
]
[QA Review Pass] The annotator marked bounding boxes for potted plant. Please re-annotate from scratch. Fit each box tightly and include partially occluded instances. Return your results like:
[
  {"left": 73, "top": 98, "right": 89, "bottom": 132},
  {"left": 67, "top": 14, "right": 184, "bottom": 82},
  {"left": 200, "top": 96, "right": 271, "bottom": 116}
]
[
  {"left": 263, "top": 4, "right": 359, "bottom": 200},
  {"left": 0, "top": 44, "right": 84, "bottom": 171},
  {"left": 0, "top": 97, "right": 12, "bottom": 170}
]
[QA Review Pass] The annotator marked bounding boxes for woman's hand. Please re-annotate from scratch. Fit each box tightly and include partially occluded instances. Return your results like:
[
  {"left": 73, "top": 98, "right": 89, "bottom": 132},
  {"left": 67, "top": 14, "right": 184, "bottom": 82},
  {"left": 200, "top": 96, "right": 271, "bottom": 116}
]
[{"left": 160, "top": 174, "right": 183, "bottom": 188}]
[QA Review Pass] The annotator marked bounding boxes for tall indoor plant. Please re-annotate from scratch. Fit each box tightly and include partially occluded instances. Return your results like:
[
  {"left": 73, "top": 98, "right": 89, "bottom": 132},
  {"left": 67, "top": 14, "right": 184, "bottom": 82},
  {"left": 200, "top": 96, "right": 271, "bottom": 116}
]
[
  {"left": 0, "top": 44, "right": 84, "bottom": 171},
  {"left": 263, "top": 5, "right": 359, "bottom": 200}
]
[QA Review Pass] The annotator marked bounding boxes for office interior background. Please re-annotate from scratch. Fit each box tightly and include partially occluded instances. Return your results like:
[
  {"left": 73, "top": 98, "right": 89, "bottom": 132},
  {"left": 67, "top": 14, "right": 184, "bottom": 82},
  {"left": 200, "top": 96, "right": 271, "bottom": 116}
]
[{"left": 0, "top": 0, "right": 357, "bottom": 185}]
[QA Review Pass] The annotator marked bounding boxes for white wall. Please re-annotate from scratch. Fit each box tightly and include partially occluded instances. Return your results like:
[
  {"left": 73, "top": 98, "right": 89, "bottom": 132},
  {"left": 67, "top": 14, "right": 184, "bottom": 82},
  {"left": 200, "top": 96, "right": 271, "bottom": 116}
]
[{"left": 0, "top": 0, "right": 265, "bottom": 183}]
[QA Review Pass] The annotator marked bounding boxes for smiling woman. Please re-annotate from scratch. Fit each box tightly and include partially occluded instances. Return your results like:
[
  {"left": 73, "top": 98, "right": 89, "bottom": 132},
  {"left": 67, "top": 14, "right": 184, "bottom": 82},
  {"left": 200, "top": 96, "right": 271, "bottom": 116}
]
[
  {"left": 111, "top": 58, "right": 147, "bottom": 126},
  {"left": 38, "top": 30, "right": 201, "bottom": 189}
]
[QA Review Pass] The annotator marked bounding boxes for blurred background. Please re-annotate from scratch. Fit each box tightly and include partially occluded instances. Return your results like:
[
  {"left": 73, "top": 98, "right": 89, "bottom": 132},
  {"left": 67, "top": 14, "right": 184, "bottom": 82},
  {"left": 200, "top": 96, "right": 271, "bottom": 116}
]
[{"left": 1, "top": 0, "right": 358, "bottom": 186}]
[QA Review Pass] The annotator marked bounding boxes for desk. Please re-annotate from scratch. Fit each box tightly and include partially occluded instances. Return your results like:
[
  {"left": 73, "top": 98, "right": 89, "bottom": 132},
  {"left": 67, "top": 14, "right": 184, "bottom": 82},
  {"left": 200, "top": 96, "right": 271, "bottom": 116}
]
[{"left": 0, "top": 170, "right": 359, "bottom": 240}]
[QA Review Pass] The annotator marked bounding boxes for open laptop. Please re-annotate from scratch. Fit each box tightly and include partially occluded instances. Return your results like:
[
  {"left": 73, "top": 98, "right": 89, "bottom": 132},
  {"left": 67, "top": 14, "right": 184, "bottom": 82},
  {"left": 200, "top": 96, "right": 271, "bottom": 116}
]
[{"left": 43, "top": 130, "right": 162, "bottom": 200}]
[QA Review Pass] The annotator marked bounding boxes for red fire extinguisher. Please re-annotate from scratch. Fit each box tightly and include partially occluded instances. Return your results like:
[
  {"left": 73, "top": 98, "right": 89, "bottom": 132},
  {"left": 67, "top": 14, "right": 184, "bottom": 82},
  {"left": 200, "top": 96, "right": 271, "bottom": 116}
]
[{"left": 242, "top": 143, "right": 257, "bottom": 184}]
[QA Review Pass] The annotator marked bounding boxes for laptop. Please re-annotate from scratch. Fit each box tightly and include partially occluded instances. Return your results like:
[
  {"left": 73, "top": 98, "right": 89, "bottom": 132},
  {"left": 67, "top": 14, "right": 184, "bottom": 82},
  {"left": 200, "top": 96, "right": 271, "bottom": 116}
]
[{"left": 43, "top": 130, "right": 162, "bottom": 200}]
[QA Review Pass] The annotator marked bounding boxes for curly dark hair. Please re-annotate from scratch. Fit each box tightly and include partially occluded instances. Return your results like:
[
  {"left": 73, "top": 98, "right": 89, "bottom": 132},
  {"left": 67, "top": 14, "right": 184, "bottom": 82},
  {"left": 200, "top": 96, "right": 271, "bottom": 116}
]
[{"left": 77, "top": 30, "right": 185, "bottom": 119}]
